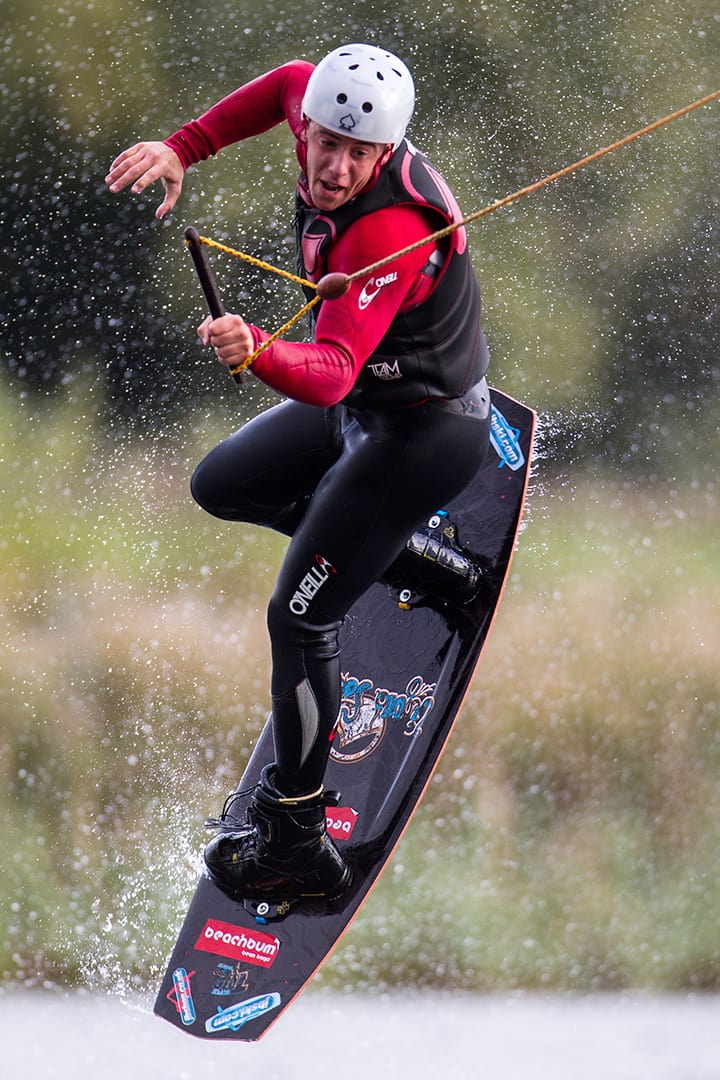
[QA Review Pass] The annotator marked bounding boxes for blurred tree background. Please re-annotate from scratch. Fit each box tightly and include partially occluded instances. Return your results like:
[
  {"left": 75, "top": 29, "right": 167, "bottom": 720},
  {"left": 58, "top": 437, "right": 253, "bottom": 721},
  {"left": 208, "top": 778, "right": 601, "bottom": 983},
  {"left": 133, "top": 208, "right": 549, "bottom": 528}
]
[
  {"left": 3, "top": 0, "right": 718, "bottom": 461},
  {"left": 1, "top": 0, "right": 719, "bottom": 996}
]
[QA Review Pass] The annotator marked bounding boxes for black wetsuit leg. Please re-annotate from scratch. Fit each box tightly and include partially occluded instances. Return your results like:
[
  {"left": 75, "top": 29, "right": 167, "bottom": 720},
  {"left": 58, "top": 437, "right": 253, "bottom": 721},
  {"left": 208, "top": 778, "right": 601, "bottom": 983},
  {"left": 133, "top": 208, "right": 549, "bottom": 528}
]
[
  {"left": 191, "top": 392, "right": 490, "bottom": 795},
  {"left": 190, "top": 398, "right": 344, "bottom": 536}
]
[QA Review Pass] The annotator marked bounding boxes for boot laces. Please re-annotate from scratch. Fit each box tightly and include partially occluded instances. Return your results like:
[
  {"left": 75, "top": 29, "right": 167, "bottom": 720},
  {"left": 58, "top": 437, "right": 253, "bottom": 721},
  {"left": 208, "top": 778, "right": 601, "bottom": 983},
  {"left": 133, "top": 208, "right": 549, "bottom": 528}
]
[{"left": 204, "top": 784, "right": 255, "bottom": 831}]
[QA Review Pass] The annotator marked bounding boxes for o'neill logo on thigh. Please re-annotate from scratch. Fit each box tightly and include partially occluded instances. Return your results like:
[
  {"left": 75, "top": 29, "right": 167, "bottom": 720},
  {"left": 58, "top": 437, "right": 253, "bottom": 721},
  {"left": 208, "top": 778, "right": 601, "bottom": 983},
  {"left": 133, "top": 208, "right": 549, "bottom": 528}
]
[
  {"left": 289, "top": 554, "right": 336, "bottom": 615},
  {"left": 195, "top": 918, "right": 280, "bottom": 969}
]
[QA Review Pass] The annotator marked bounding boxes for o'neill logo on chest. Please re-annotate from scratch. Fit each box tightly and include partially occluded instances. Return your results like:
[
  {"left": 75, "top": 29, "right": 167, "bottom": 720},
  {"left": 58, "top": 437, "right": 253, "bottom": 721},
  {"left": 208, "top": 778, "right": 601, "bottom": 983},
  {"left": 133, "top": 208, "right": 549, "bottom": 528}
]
[
  {"left": 358, "top": 271, "right": 398, "bottom": 310},
  {"left": 289, "top": 554, "right": 336, "bottom": 615}
]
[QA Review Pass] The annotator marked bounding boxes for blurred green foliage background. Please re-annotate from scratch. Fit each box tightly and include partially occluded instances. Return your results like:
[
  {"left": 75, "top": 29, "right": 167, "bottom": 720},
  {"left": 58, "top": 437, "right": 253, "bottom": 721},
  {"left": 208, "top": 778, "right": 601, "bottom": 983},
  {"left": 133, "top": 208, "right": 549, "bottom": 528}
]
[{"left": 1, "top": 0, "right": 719, "bottom": 996}]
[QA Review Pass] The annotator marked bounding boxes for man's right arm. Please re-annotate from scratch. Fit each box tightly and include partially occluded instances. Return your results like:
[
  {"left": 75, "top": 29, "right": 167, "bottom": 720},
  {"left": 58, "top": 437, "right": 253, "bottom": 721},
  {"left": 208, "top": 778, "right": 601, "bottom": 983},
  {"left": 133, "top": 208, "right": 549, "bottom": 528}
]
[
  {"left": 164, "top": 60, "right": 313, "bottom": 168},
  {"left": 105, "top": 59, "right": 313, "bottom": 218}
]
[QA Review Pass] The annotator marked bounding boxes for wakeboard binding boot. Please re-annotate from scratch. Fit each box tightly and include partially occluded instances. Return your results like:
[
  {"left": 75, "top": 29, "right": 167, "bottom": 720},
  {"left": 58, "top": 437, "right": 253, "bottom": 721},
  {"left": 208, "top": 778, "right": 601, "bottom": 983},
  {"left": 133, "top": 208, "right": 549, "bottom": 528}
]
[
  {"left": 204, "top": 764, "right": 351, "bottom": 903},
  {"left": 383, "top": 510, "right": 487, "bottom": 609}
]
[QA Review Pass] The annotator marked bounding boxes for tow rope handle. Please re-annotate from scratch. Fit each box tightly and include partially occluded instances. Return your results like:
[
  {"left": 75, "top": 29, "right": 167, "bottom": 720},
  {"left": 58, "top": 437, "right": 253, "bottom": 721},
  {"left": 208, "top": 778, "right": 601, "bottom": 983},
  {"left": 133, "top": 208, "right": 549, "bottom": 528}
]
[{"left": 184, "top": 225, "right": 247, "bottom": 385}]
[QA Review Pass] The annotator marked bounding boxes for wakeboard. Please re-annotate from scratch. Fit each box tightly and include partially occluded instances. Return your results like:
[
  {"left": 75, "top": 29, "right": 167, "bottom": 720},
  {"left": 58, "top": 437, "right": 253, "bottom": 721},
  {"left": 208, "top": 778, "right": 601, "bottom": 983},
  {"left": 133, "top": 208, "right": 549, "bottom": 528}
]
[{"left": 154, "top": 387, "right": 535, "bottom": 1041}]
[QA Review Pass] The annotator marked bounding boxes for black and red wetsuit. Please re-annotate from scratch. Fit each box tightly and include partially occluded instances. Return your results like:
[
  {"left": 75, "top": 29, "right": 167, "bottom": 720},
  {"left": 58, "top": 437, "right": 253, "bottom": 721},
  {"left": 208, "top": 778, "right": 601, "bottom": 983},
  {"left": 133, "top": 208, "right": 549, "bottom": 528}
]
[{"left": 169, "top": 62, "right": 491, "bottom": 794}]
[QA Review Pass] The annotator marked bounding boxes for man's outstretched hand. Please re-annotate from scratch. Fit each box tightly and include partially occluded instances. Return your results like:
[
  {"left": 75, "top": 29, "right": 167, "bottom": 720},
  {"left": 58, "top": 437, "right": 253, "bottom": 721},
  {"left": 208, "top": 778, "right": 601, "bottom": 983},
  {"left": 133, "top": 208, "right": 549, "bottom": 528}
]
[{"left": 105, "top": 141, "right": 184, "bottom": 219}]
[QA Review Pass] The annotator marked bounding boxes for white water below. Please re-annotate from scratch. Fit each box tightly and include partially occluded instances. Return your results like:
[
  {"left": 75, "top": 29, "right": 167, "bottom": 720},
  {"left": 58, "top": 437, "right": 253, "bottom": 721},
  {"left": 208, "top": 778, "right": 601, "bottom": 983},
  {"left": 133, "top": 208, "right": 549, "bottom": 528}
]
[{"left": 2, "top": 989, "right": 719, "bottom": 1079}]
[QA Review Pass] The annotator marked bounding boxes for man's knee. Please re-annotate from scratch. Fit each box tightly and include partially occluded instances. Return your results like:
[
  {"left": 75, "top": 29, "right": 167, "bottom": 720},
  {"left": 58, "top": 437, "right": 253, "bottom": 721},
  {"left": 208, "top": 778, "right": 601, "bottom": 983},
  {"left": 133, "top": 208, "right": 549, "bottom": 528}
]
[
  {"left": 267, "top": 592, "right": 340, "bottom": 660},
  {"left": 189, "top": 457, "right": 226, "bottom": 517}
]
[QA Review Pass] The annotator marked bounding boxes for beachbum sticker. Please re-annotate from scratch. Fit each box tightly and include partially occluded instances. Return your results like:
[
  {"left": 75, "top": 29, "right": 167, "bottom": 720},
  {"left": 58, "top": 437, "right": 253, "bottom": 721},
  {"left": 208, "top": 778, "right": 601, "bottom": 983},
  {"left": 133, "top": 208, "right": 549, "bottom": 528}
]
[
  {"left": 330, "top": 673, "right": 437, "bottom": 763},
  {"left": 195, "top": 919, "right": 280, "bottom": 969}
]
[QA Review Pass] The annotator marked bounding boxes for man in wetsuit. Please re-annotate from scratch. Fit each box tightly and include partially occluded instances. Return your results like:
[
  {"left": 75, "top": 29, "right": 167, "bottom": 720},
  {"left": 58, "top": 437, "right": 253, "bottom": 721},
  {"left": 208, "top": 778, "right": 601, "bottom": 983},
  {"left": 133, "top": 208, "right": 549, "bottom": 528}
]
[{"left": 106, "top": 43, "right": 491, "bottom": 902}]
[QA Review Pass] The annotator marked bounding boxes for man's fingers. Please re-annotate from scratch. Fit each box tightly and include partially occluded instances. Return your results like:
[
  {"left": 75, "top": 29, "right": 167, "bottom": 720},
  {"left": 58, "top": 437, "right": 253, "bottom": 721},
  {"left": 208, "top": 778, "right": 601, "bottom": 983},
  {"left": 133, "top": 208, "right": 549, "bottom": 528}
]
[
  {"left": 197, "top": 316, "right": 213, "bottom": 345},
  {"left": 105, "top": 145, "right": 146, "bottom": 188},
  {"left": 106, "top": 144, "right": 140, "bottom": 174},
  {"left": 207, "top": 315, "right": 248, "bottom": 343},
  {"left": 155, "top": 176, "right": 182, "bottom": 218},
  {"left": 106, "top": 143, "right": 179, "bottom": 194},
  {"left": 128, "top": 160, "right": 163, "bottom": 193},
  {"left": 197, "top": 315, "right": 253, "bottom": 367},
  {"left": 112, "top": 142, "right": 145, "bottom": 165}
]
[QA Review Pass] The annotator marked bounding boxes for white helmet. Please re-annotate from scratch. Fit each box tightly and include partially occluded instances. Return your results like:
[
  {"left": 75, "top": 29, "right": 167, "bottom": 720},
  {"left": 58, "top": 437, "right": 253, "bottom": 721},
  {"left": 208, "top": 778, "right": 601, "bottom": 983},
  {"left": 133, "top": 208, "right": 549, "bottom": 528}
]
[{"left": 302, "top": 43, "right": 415, "bottom": 149}]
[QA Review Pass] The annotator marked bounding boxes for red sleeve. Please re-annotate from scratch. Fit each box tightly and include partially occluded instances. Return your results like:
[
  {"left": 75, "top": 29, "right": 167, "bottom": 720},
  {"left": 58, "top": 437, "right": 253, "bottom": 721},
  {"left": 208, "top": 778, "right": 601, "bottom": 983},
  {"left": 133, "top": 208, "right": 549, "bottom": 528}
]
[
  {"left": 250, "top": 204, "right": 440, "bottom": 406},
  {"left": 164, "top": 60, "right": 313, "bottom": 169}
]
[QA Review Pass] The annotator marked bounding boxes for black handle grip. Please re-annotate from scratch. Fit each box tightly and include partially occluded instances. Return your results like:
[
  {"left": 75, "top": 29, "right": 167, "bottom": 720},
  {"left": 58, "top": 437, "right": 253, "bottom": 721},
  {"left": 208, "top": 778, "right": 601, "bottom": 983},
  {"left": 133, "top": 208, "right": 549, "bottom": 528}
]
[
  {"left": 184, "top": 226, "right": 224, "bottom": 317},
  {"left": 185, "top": 225, "right": 246, "bottom": 384}
]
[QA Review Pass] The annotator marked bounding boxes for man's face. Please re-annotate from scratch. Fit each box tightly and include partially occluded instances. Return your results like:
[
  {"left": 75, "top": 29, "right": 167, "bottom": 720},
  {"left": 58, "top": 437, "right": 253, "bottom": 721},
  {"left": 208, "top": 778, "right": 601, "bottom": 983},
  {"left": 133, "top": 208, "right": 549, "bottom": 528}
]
[{"left": 303, "top": 121, "right": 391, "bottom": 210}]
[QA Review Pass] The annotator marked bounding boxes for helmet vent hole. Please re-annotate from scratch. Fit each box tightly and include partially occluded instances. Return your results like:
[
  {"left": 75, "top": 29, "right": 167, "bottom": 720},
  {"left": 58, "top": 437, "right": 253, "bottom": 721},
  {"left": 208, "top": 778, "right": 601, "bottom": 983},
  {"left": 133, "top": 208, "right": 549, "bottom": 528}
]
[
  {"left": 336, "top": 93, "right": 347, "bottom": 104},
  {"left": 376, "top": 71, "right": 385, "bottom": 81},
  {"left": 362, "top": 102, "right": 373, "bottom": 113}
]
